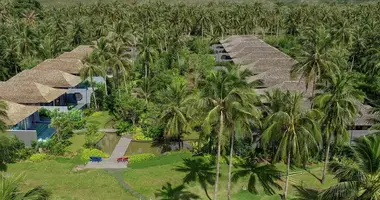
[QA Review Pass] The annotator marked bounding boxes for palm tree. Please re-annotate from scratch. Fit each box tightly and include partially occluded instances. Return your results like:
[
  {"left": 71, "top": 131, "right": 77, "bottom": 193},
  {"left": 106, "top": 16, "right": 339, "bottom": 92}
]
[
  {"left": 232, "top": 159, "right": 282, "bottom": 195},
  {"left": 314, "top": 72, "right": 364, "bottom": 184},
  {"left": 138, "top": 32, "right": 158, "bottom": 80},
  {"left": 262, "top": 91, "right": 321, "bottom": 200},
  {"left": 108, "top": 41, "right": 132, "bottom": 89},
  {"left": 0, "top": 173, "right": 51, "bottom": 200},
  {"left": 155, "top": 182, "right": 200, "bottom": 200},
  {"left": 197, "top": 66, "right": 254, "bottom": 200},
  {"left": 175, "top": 158, "right": 216, "bottom": 200},
  {"left": 81, "top": 54, "right": 105, "bottom": 110},
  {"left": 295, "top": 134, "right": 380, "bottom": 200},
  {"left": 160, "top": 81, "right": 192, "bottom": 149},
  {"left": 0, "top": 101, "right": 7, "bottom": 133},
  {"left": 291, "top": 26, "right": 337, "bottom": 97}
]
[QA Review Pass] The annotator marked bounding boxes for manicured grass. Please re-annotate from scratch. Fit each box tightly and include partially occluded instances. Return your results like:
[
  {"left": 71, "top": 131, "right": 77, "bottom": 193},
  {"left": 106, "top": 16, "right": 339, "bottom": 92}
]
[
  {"left": 85, "top": 111, "right": 115, "bottom": 129},
  {"left": 6, "top": 158, "right": 134, "bottom": 200},
  {"left": 67, "top": 133, "right": 86, "bottom": 153},
  {"left": 124, "top": 152, "right": 336, "bottom": 200}
]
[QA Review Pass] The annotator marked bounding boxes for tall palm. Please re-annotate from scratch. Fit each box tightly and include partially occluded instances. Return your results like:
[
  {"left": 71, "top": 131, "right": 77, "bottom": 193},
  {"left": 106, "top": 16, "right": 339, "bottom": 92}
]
[
  {"left": 81, "top": 54, "right": 105, "bottom": 111},
  {"left": 291, "top": 26, "right": 337, "bottom": 97},
  {"left": 175, "top": 158, "right": 216, "bottom": 200},
  {"left": 155, "top": 183, "right": 200, "bottom": 200},
  {"left": 262, "top": 91, "right": 321, "bottom": 200},
  {"left": 108, "top": 42, "right": 132, "bottom": 89},
  {"left": 0, "top": 101, "right": 7, "bottom": 133},
  {"left": 0, "top": 173, "right": 51, "bottom": 200},
  {"left": 232, "top": 159, "right": 282, "bottom": 195},
  {"left": 160, "top": 81, "right": 192, "bottom": 149},
  {"left": 314, "top": 72, "right": 364, "bottom": 184},
  {"left": 197, "top": 66, "right": 254, "bottom": 200},
  {"left": 138, "top": 32, "right": 158, "bottom": 80},
  {"left": 295, "top": 134, "right": 380, "bottom": 200}
]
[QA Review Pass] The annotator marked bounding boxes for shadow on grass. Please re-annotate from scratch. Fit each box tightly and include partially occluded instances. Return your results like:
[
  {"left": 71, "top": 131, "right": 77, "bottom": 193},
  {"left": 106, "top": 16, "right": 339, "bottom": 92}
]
[
  {"left": 304, "top": 168, "right": 322, "bottom": 183},
  {"left": 155, "top": 182, "right": 200, "bottom": 200},
  {"left": 174, "top": 158, "right": 216, "bottom": 200},
  {"left": 0, "top": 163, "right": 7, "bottom": 172}
]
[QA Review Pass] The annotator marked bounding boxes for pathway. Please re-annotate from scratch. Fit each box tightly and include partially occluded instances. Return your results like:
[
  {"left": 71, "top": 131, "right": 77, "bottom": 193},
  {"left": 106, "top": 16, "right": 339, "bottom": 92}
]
[{"left": 85, "top": 135, "right": 132, "bottom": 169}]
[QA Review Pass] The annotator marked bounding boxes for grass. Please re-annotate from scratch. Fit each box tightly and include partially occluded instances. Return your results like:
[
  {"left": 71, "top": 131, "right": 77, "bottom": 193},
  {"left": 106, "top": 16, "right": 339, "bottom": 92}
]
[
  {"left": 6, "top": 158, "right": 134, "bottom": 200},
  {"left": 124, "top": 152, "right": 336, "bottom": 200},
  {"left": 67, "top": 133, "right": 86, "bottom": 153},
  {"left": 85, "top": 111, "right": 115, "bottom": 129}
]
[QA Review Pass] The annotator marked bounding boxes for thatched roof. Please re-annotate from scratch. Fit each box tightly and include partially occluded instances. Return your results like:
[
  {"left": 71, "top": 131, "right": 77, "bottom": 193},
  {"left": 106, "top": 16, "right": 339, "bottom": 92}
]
[
  {"left": 229, "top": 47, "right": 278, "bottom": 58},
  {"left": 248, "top": 68, "right": 294, "bottom": 88},
  {"left": 1, "top": 100, "right": 39, "bottom": 126},
  {"left": 56, "top": 45, "right": 94, "bottom": 61},
  {"left": 8, "top": 69, "right": 81, "bottom": 88},
  {"left": 355, "top": 104, "right": 374, "bottom": 126},
  {"left": 220, "top": 35, "right": 258, "bottom": 44},
  {"left": 241, "top": 58, "right": 296, "bottom": 74},
  {"left": 256, "top": 81, "right": 312, "bottom": 97},
  {"left": 0, "top": 81, "right": 67, "bottom": 104},
  {"left": 33, "top": 59, "right": 84, "bottom": 75},
  {"left": 234, "top": 52, "right": 290, "bottom": 65}
]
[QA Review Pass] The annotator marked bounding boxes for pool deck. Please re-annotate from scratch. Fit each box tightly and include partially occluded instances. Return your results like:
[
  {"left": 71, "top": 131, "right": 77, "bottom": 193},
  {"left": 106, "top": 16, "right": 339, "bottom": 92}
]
[{"left": 85, "top": 135, "right": 132, "bottom": 169}]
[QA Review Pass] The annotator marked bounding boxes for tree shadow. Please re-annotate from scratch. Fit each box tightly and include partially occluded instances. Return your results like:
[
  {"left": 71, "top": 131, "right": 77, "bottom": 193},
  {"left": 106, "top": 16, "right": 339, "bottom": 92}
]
[
  {"left": 174, "top": 158, "right": 216, "bottom": 200},
  {"left": 303, "top": 168, "right": 322, "bottom": 183},
  {"left": 155, "top": 182, "right": 200, "bottom": 200},
  {"left": 0, "top": 163, "right": 7, "bottom": 172}
]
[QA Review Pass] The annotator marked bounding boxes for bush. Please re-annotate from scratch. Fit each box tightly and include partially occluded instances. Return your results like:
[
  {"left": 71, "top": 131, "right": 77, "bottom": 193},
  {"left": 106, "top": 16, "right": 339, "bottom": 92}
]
[
  {"left": 80, "top": 148, "right": 109, "bottom": 162},
  {"left": 132, "top": 132, "right": 152, "bottom": 141},
  {"left": 29, "top": 153, "right": 48, "bottom": 162},
  {"left": 128, "top": 153, "right": 155, "bottom": 164}
]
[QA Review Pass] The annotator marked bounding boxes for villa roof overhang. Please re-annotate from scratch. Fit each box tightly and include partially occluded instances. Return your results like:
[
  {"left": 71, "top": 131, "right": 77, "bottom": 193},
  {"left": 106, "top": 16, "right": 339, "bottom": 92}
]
[
  {"left": 8, "top": 69, "right": 82, "bottom": 88},
  {"left": 33, "top": 58, "right": 83, "bottom": 75},
  {"left": 0, "top": 81, "right": 67, "bottom": 104},
  {"left": 0, "top": 100, "right": 39, "bottom": 126}
]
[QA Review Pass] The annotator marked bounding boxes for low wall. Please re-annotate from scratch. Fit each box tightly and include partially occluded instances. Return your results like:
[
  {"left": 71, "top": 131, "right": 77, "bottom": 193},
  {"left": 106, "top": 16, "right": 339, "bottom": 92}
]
[{"left": 7, "top": 130, "right": 37, "bottom": 147}]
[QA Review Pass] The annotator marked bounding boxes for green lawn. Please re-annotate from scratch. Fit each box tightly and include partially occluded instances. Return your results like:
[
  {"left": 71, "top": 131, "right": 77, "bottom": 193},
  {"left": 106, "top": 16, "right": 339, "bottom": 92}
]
[
  {"left": 6, "top": 158, "right": 134, "bottom": 200},
  {"left": 85, "top": 111, "right": 115, "bottom": 129},
  {"left": 124, "top": 152, "right": 336, "bottom": 200},
  {"left": 67, "top": 133, "right": 86, "bottom": 153}
]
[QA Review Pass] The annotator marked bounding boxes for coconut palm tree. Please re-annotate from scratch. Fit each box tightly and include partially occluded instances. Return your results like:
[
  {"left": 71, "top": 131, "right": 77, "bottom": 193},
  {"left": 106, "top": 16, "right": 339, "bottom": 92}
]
[
  {"left": 0, "top": 101, "right": 7, "bottom": 133},
  {"left": 295, "top": 134, "right": 380, "bottom": 200},
  {"left": 197, "top": 66, "right": 255, "bottom": 200},
  {"left": 232, "top": 159, "right": 282, "bottom": 195},
  {"left": 291, "top": 26, "right": 337, "bottom": 97},
  {"left": 262, "top": 91, "right": 321, "bottom": 200},
  {"left": 175, "top": 158, "right": 215, "bottom": 200},
  {"left": 155, "top": 182, "right": 200, "bottom": 200},
  {"left": 160, "top": 80, "right": 193, "bottom": 149},
  {"left": 108, "top": 41, "right": 132, "bottom": 88},
  {"left": 314, "top": 72, "right": 365, "bottom": 184},
  {"left": 81, "top": 54, "right": 105, "bottom": 111},
  {"left": 0, "top": 173, "right": 51, "bottom": 200}
]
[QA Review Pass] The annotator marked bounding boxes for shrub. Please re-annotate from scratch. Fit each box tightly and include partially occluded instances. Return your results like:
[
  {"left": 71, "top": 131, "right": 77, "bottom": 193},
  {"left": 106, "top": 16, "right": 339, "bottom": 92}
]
[
  {"left": 29, "top": 153, "right": 48, "bottom": 162},
  {"left": 128, "top": 153, "right": 155, "bottom": 164},
  {"left": 132, "top": 133, "right": 152, "bottom": 141},
  {"left": 80, "top": 148, "right": 109, "bottom": 161}
]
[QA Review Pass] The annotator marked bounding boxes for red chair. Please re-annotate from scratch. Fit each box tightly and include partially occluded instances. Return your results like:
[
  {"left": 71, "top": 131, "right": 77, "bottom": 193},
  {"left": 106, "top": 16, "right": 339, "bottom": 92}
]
[{"left": 117, "top": 156, "right": 129, "bottom": 162}]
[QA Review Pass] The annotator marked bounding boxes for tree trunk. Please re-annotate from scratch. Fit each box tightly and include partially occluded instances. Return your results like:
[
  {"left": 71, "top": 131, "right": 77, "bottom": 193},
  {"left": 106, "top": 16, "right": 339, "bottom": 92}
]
[
  {"left": 91, "top": 78, "right": 98, "bottom": 111},
  {"left": 104, "top": 75, "right": 108, "bottom": 96},
  {"left": 227, "top": 130, "right": 235, "bottom": 200},
  {"left": 322, "top": 138, "right": 331, "bottom": 184},
  {"left": 213, "top": 111, "right": 224, "bottom": 200},
  {"left": 283, "top": 150, "right": 291, "bottom": 200}
]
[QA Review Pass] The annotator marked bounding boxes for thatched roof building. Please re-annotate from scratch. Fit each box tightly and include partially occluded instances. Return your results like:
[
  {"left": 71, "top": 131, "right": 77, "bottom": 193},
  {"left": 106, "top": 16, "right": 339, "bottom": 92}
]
[
  {"left": 56, "top": 45, "right": 94, "bottom": 61},
  {"left": 0, "top": 81, "right": 67, "bottom": 104},
  {"left": 33, "top": 59, "right": 84, "bottom": 75},
  {"left": 355, "top": 104, "right": 374, "bottom": 126},
  {"left": 1, "top": 101, "right": 39, "bottom": 126},
  {"left": 8, "top": 69, "right": 81, "bottom": 88}
]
